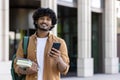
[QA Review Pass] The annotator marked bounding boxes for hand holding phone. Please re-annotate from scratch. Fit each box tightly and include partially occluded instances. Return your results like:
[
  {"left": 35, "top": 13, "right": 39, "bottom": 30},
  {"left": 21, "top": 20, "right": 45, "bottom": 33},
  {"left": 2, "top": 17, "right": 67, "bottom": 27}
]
[{"left": 50, "top": 42, "right": 61, "bottom": 55}]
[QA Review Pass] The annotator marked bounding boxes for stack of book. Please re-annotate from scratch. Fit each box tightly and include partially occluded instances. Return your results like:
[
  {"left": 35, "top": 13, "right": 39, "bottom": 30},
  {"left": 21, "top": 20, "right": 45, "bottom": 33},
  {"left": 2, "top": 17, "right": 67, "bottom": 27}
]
[{"left": 16, "top": 58, "right": 32, "bottom": 68}]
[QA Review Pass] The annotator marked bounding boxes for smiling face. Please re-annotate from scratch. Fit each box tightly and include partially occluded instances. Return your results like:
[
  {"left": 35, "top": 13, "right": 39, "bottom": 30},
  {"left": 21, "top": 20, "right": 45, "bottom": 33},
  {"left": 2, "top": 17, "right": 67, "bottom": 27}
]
[{"left": 36, "top": 16, "right": 52, "bottom": 31}]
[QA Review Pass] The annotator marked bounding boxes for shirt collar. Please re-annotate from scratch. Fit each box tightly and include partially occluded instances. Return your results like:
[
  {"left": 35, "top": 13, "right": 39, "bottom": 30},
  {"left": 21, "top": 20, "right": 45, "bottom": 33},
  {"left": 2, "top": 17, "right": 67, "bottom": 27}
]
[{"left": 32, "top": 32, "right": 52, "bottom": 40}]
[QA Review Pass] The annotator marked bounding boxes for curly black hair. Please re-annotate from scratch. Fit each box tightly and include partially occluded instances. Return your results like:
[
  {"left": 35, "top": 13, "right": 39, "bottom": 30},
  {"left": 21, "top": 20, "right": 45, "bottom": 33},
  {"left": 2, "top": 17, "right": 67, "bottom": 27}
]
[{"left": 32, "top": 8, "right": 57, "bottom": 30}]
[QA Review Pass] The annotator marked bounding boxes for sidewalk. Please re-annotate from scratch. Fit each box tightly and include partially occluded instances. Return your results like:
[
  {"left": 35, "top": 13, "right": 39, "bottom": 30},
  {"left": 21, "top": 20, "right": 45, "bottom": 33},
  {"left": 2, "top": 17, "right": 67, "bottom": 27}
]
[{"left": 61, "top": 73, "right": 120, "bottom": 80}]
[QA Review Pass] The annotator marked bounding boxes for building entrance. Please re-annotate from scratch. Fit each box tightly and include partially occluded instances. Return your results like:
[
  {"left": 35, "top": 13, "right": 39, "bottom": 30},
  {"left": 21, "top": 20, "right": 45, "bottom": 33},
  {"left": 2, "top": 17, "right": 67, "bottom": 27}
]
[
  {"left": 58, "top": 6, "right": 77, "bottom": 76},
  {"left": 92, "top": 12, "right": 103, "bottom": 73}
]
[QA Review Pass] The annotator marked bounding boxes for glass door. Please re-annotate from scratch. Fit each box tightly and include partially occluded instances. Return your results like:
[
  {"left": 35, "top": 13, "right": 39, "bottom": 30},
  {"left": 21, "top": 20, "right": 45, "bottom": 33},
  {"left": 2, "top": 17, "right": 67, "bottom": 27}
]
[
  {"left": 92, "top": 12, "right": 103, "bottom": 73},
  {"left": 58, "top": 6, "right": 77, "bottom": 76}
]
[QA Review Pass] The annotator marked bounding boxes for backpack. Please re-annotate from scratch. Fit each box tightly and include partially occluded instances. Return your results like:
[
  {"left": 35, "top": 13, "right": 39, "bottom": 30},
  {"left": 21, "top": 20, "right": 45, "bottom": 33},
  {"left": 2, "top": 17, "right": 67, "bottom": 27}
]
[{"left": 11, "top": 36, "right": 29, "bottom": 80}]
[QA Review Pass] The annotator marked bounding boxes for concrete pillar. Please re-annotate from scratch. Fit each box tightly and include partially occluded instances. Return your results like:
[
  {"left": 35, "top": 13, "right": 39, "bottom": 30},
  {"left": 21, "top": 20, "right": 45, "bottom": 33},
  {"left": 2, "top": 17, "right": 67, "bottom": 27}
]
[
  {"left": 41, "top": 0, "right": 57, "bottom": 36},
  {"left": 77, "top": 0, "right": 93, "bottom": 77},
  {"left": 0, "top": 0, "right": 9, "bottom": 61},
  {"left": 104, "top": 0, "right": 119, "bottom": 73},
  {"left": 0, "top": 0, "right": 3, "bottom": 61},
  {"left": 0, "top": 0, "right": 11, "bottom": 80}
]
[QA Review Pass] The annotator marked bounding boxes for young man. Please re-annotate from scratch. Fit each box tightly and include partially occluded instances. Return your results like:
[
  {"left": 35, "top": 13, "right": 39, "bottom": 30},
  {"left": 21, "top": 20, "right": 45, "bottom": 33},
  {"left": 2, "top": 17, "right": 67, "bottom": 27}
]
[{"left": 14, "top": 8, "right": 70, "bottom": 80}]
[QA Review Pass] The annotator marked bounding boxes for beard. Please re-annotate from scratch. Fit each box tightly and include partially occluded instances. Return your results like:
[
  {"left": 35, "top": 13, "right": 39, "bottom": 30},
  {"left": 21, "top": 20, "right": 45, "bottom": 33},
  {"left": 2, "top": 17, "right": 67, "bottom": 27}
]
[{"left": 37, "top": 24, "right": 50, "bottom": 31}]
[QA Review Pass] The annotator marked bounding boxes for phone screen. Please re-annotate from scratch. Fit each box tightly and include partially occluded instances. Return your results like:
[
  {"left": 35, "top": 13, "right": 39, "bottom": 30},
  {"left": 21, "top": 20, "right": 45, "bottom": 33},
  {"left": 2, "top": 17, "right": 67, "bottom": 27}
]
[{"left": 52, "top": 42, "right": 61, "bottom": 50}]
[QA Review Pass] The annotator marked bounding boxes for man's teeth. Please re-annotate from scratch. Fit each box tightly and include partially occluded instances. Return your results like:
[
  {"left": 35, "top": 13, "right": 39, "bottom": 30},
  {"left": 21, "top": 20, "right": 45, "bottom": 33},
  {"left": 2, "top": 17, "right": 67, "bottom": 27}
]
[{"left": 42, "top": 24, "right": 47, "bottom": 26}]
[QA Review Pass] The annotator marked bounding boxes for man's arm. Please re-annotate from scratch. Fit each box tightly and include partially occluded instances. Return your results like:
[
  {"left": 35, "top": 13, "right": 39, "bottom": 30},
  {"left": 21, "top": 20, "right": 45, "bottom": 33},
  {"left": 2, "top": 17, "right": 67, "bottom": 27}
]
[
  {"left": 14, "top": 40, "right": 38, "bottom": 75},
  {"left": 49, "top": 40, "right": 70, "bottom": 74}
]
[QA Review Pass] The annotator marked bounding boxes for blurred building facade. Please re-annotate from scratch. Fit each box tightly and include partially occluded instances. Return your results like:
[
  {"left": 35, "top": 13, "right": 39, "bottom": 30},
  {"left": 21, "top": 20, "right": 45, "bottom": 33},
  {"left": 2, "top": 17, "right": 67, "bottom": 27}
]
[{"left": 0, "top": 0, "right": 120, "bottom": 79}]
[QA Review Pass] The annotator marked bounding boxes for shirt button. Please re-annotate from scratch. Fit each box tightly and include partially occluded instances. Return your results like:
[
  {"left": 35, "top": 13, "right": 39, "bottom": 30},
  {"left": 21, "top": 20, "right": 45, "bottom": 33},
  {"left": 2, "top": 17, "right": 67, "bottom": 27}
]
[
  {"left": 35, "top": 41, "right": 37, "bottom": 44},
  {"left": 35, "top": 76, "right": 37, "bottom": 78},
  {"left": 35, "top": 50, "right": 36, "bottom": 53}
]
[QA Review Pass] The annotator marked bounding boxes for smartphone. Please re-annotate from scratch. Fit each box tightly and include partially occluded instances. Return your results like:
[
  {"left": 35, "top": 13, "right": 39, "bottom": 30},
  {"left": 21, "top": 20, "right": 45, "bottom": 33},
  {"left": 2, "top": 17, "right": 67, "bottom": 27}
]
[{"left": 52, "top": 42, "right": 61, "bottom": 50}]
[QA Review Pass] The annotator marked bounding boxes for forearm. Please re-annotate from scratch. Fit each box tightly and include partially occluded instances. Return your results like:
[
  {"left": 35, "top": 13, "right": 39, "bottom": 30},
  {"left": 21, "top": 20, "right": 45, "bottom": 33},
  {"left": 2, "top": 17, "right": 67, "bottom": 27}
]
[{"left": 57, "top": 57, "right": 68, "bottom": 73}]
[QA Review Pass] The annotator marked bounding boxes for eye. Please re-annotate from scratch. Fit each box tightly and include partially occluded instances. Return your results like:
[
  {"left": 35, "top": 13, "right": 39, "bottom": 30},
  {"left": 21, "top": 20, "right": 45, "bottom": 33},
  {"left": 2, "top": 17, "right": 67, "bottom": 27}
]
[
  {"left": 39, "top": 17, "right": 44, "bottom": 20},
  {"left": 47, "top": 18, "right": 51, "bottom": 21}
]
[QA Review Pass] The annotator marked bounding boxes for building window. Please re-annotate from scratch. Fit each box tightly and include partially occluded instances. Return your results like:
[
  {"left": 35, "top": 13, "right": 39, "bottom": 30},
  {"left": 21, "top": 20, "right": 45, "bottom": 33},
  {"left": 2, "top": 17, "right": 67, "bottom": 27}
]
[{"left": 92, "top": 0, "right": 102, "bottom": 8}]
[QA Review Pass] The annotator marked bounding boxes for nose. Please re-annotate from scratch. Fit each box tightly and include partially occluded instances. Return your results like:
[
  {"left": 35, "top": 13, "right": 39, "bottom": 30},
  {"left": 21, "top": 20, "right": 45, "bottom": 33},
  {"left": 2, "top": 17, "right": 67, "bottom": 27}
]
[{"left": 43, "top": 19, "right": 47, "bottom": 23}]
